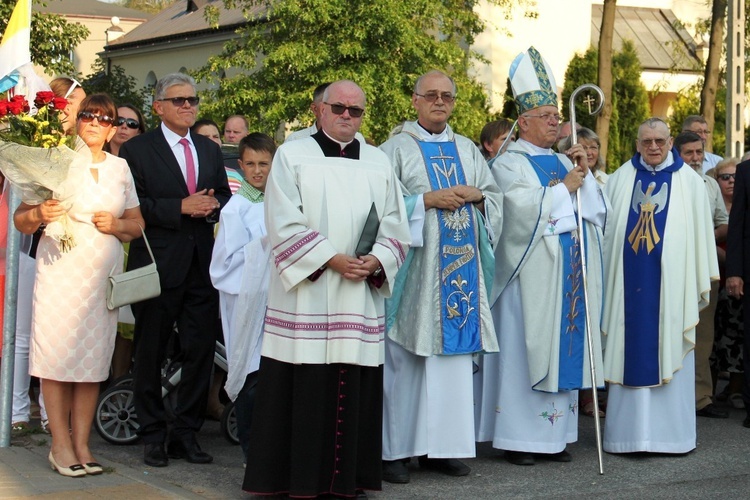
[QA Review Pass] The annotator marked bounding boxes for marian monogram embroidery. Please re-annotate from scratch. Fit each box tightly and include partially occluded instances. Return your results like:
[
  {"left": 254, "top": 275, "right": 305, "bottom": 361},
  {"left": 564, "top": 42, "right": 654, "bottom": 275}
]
[{"left": 627, "top": 180, "right": 668, "bottom": 254}]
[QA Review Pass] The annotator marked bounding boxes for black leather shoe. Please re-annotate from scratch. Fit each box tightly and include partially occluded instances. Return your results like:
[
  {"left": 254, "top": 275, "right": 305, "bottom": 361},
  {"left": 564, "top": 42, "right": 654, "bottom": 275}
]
[
  {"left": 505, "top": 451, "right": 535, "bottom": 466},
  {"left": 696, "top": 404, "right": 729, "bottom": 419},
  {"left": 144, "top": 443, "right": 168, "bottom": 467},
  {"left": 382, "top": 459, "right": 410, "bottom": 484},
  {"left": 168, "top": 435, "right": 213, "bottom": 464},
  {"left": 743, "top": 416, "right": 750, "bottom": 428},
  {"left": 417, "top": 456, "right": 470, "bottom": 476},
  {"left": 547, "top": 449, "right": 572, "bottom": 462}
]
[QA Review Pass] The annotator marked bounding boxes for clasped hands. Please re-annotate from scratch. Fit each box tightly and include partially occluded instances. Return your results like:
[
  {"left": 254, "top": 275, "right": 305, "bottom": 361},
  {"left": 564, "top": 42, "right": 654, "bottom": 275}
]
[
  {"left": 327, "top": 253, "right": 381, "bottom": 282},
  {"left": 562, "top": 143, "right": 589, "bottom": 193},
  {"left": 182, "top": 188, "right": 220, "bottom": 218},
  {"left": 424, "top": 185, "right": 483, "bottom": 211}
]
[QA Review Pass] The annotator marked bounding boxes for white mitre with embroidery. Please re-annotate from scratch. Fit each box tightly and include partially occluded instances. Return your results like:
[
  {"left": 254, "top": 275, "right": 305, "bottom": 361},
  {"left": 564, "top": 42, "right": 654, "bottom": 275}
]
[{"left": 509, "top": 46, "right": 559, "bottom": 114}]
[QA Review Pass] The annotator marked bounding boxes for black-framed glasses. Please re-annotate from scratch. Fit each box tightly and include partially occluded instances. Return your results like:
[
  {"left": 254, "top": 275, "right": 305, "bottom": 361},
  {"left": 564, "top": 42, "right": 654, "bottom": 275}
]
[
  {"left": 718, "top": 173, "right": 736, "bottom": 181},
  {"left": 523, "top": 113, "right": 562, "bottom": 124},
  {"left": 414, "top": 92, "right": 455, "bottom": 104},
  {"left": 77, "top": 111, "right": 114, "bottom": 126},
  {"left": 158, "top": 96, "right": 200, "bottom": 107},
  {"left": 639, "top": 138, "right": 668, "bottom": 147},
  {"left": 116, "top": 117, "right": 140, "bottom": 129},
  {"left": 324, "top": 102, "right": 365, "bottom": 118}
]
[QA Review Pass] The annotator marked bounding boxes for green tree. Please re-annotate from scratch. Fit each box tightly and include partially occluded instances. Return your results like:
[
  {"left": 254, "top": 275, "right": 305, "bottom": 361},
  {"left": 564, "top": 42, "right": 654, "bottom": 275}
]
[
  {"left": 562, "top": 41, "right": 650, "bottom": 170},
  {"left": 81, "top": 58, "right": 160, "bottom": 129},
  {"left": 195, "top": 0, "right": 521, "bottom": 144},
  {"left": 119, "top": 0, "right": 178, "bottom": 13},
  {"left": 668, "top": 81, "right": 726, "bottom": 155},
  {"left": 0, "top": 1, "right": 89, "bottom": 76}
]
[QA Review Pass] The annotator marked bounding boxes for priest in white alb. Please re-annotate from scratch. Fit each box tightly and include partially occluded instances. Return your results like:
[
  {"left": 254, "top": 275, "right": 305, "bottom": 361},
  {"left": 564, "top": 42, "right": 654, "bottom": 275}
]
[
  {"left": 475, "top": 46, "right": 608, "bottom": 466},
  {"left": 602, "top": 117, "right": 719, "bottom": 453}
]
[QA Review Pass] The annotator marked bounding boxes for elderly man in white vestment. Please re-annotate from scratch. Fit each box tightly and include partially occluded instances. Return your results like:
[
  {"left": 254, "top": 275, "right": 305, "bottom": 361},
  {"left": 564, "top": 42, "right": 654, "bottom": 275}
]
[
  {"left": 242, "top": 80, "right": 411, "bottom": 498},
  {"left": 602, "top": 118, "right": 719, "bottom": 454},
  {"left": 380, "top": 70, "right": 502, "bottom": 484},
  {"left": 474, "top": 46, "right": 608, "bottom": 466}
]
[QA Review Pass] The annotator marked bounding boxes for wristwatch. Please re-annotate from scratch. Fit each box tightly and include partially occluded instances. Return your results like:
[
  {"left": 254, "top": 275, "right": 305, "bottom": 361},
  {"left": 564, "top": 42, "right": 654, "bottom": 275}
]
[
  {"left": 473, "top": 193, "right": 486, "bottom": 204},
  {"left": 373, "top": 266, "right": 383, "bottom": 277}
]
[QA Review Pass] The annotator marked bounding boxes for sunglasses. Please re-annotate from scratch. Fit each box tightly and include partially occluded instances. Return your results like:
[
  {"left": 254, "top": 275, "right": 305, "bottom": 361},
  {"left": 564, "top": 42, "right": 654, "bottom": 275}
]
[
  {"left": 77, "top": 111, "right": 114, "bottom": 126},
  {"left": 158, "top": 96, "right": 200, "bottom": 107},
  {"left": 63, "top": 78, "right": 82, "bottom": 99},
  {"left": 116, "top": 117, "right": 140, "bottom": 129},
  {"left": 414, "top": 92, "right": 456, "bottom": 104},
  {"left": 718, "top": 173, "right": 735, "bottom": 181},
  {"left": 639, "top": 138, "right": 668, "bottom": 147},
  {"left": 324, "top": 102, "right": 365, "bottom": 118}
]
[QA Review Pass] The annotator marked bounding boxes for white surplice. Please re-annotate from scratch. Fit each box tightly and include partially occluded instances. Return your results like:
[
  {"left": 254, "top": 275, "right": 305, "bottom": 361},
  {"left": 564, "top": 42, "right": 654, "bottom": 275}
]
[
  {"left": 209, "top": 194, "right": 267, "bottom": 400},
  {"left": 261, "top": 137, "right": 410, "bottom": 367}
]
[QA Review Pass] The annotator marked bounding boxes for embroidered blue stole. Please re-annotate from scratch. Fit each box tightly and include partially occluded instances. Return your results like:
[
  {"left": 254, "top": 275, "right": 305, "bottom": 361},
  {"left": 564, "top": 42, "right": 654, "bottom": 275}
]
[
  {"left": 414, "top": 138, "right": 482, "bottom": 355},
  {"left": 622, "top": 150, "right": 683, "bottom": 386},
  {"left": 526, "top": 154, "right": 585, "bottom": 390}
]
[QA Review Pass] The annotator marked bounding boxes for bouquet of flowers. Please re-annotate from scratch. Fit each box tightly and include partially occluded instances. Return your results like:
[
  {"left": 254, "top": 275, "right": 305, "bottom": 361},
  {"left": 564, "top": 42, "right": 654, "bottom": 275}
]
[{"left": 0, "top": 91, "right": 90, "bottom": 252}]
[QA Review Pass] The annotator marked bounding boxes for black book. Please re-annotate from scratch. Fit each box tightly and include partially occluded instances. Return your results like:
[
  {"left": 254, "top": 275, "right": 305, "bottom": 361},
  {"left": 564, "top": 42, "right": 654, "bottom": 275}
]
[{"left": 355, "top": 203, "right": 380, "bottom": 256}]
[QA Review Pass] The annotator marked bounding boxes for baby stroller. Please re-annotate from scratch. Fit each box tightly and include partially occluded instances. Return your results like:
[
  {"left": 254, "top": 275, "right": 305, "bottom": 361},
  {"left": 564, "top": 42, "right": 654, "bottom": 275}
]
[{"left": 95, "top": 338, "right": 240, "bottom": 446}]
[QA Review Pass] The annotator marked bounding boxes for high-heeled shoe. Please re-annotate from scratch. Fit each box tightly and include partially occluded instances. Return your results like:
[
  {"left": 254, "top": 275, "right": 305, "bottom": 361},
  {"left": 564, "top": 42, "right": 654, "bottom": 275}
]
[
  {"left": 48, "top": 452, "right": 86, "bottom": 477},
  {"left": 82, "top": 462, "right": 103, "bottom": 475}
]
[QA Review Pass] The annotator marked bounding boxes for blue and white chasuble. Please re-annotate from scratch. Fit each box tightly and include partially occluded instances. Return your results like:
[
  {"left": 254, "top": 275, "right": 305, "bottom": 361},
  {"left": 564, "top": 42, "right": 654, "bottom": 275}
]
[{"left": 415, "top": 139, "right": 483, "bottom": 355}]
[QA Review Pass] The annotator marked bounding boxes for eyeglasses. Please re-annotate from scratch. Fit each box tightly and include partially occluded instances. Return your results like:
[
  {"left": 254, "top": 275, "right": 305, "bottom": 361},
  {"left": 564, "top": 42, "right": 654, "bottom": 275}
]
[
  {"left": 718, "top": 173, "right": 736, "bottom": 181},
  {"left": 324, "top": 102, "right": 365, "bottom": 118},
  {"left": 639, "top": 138, "right": 668, "bottom": 147},
  {"left": 77, "top": 111, "right": 114, "bottom": 126},
  {"left": 63, "top": 78, "right": 82, "bottom": 99},
  {"left": 414, "top": 92, "right": 455, "bottom": 104},
  {"left": 523, "top": 113, "right": 562, "bottom": 124},
  {"left": 158, "top": 96, "right": 200, "bottom": 107},
  {"left": 116, "top": 117, "right": 140, "bottom": 129}
]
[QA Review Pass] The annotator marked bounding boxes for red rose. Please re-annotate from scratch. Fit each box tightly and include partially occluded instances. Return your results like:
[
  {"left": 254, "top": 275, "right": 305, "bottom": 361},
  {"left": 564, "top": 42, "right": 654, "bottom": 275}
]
[
  {"left": 7, "top": 98, "right": 27, "bottom": 115},
  {"left": 0, "top": 100, "right": 7, "bottom": 118},
  {"left": 51, "top": 97, "right": 68, "bottom": 110},
  {"left": 34, "top": 91, "right": 55, "bottom": 109}
]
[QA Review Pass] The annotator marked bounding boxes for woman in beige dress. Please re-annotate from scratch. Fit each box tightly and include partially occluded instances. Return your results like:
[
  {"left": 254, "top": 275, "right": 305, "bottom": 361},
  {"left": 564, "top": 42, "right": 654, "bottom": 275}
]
[{"left": 14, "top": 94, "right": 145, "bottom": 477}]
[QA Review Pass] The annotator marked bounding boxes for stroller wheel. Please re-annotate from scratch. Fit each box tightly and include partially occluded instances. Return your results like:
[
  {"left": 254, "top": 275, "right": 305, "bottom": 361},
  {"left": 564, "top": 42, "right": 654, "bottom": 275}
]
[
  {"left": 221, "top": 401, "right": 239, "bottom": 445},
  {"left": 95, "top": 384, "right": 140, "bottom": 445}
]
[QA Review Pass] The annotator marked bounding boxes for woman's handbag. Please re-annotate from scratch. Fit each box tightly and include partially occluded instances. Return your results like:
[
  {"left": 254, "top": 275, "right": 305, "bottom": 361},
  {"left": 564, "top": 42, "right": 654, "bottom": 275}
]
[{"left": 106, "top": 225, "right": 161, "bottom": 310}]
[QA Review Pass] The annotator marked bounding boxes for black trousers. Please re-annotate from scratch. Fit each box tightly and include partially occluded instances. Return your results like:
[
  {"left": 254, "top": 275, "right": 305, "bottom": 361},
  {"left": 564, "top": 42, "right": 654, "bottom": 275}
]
[
  {"left": 743, "top": 286, "right": 750, "bottom": 418},
  {"left": 131, "top": 253, "right": 219, "bottom": 444}
]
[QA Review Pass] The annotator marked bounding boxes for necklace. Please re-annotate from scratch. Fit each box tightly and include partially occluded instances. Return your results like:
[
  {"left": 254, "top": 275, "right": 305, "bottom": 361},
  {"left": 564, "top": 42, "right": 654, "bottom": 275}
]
[{"left": 526, "top": 155, "right": 562, "bottom": 187}]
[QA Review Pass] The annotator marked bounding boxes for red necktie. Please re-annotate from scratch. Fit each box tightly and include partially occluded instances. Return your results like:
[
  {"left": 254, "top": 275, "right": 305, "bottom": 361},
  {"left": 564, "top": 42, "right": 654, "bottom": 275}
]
[{"left": 179, "top": 138, "right": 197, "bottom": 194}]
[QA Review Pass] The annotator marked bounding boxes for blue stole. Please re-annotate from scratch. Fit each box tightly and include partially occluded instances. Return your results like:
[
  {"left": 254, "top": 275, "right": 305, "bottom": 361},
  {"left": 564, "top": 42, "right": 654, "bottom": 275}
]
[
  {"left": 526, "top": 154, "right": 585, "bottom": 390},
  {"left": 622, "top": 150, "right": 683, "bottom": 386},
  {"left": 414, "top": 138, "right": 482, "bottom": 354}
]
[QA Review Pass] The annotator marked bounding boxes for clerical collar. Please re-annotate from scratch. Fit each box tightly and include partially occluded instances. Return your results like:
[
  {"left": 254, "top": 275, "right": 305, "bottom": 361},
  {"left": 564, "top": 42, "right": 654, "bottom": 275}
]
[
  {"left": 517, "top": 138, "right": 554, "bottom": 156},
  {"left": 312, "top": 129, "right": 360, "bottom": 159},
  {"left": 416, "top": 121, "right": 450, "bottom": 142},
  {"left": 238, "top": 179, "right": 264, "bottom": 203}
]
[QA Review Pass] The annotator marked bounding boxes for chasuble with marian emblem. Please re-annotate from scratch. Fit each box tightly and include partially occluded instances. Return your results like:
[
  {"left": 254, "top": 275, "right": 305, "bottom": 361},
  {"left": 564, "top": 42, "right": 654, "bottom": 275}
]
[{"left": 602, "top": 149, "right": 719, "bottom": 386}]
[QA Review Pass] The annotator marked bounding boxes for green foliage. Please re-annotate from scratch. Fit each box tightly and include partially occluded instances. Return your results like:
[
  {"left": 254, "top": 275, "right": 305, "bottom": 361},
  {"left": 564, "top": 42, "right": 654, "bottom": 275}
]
[
  {"left": 194, "top": 0, "right": 516, "bottom": 144},
  {"left": 119, "top": 0, "right": 177, "bottom": 13},
  {"left": 668, "top": 80, "right": 727, "bottom": 155},
  {"left": 0, "top": 2, "right": 89, "bottom": 76},
  {"left": 561, "top": 41, "right": 650, "bottom": 170}
]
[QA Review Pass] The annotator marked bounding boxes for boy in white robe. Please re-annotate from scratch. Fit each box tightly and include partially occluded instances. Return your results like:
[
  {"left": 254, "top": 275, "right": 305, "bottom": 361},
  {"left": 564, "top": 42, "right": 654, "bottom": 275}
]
[{"left": 209, "top": 133, "right": 276, "bottom": 464}]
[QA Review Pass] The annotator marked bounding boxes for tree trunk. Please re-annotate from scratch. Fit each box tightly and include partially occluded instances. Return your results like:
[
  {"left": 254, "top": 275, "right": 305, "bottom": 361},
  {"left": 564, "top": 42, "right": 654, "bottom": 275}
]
[
  {"left": 596, "top": 0, "right": 616, "bottom": 166},
  {"left": 700, "top": 0, "right": 727, "bottom": 152}
]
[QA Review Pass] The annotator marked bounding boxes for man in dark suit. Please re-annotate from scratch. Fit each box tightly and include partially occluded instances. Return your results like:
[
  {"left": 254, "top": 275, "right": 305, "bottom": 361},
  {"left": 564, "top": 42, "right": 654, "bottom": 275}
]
[
  {"left": 120, "top": 73, "right": 231, "bottom": 466},
  {"left": 725, "top": 158, "right": 750, "bottom": 429}
]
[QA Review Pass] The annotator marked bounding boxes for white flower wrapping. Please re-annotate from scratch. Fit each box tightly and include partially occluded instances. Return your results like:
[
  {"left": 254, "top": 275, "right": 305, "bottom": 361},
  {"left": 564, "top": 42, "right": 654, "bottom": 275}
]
[{"left": 0, "top": 137, "right": 91, "bottom": 252}]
